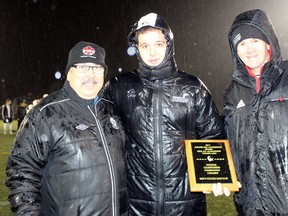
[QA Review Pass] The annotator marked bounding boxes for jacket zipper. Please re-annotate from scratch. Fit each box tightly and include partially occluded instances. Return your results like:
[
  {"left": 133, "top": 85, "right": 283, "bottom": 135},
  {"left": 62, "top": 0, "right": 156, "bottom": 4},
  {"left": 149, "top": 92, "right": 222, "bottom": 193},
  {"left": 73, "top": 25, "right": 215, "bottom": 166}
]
[
  {"left": 153, "top": 80, "right": 164, "bottom": 215},
  {"left": 88, "top": 105, "right": 117, "bottom": 216}
]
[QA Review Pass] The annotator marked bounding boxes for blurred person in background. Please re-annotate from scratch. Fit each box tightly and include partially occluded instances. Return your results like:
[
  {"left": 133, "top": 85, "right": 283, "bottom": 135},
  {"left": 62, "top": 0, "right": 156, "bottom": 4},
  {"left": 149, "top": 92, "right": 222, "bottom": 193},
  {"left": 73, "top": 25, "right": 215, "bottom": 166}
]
[
  {"left": 17, "top": 100, "right": 27, "bottom": 129},
  {"left": 2, "top": 98, "right": 13, "bottom": 134}
]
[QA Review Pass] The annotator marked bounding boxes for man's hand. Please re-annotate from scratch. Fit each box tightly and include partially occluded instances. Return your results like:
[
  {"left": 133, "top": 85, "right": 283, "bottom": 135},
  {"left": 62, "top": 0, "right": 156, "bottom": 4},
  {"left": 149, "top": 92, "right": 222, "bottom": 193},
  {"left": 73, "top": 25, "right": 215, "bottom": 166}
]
[
  {"left": 212, "top": 183, "right": 230, "bottom": 196},
  {"left": 203, "top": 181, "right": 241, "bottom": 197}
]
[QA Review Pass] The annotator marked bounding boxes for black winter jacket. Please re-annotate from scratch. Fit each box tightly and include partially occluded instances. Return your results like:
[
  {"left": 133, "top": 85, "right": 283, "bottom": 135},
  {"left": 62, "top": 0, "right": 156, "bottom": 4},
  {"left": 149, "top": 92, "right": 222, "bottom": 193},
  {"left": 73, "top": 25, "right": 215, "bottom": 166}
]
[
  {"left": 104, "top": 13, "right": 224, "bottom": 216},
  {"left": 224, "top": 9, "right": 288, "bottom": 215},
  {"left": 6, "top": 82, "right": 129, "bottom": 216},
  {"left": 105, "top": 69, "right": 225, "bottom": 215}
]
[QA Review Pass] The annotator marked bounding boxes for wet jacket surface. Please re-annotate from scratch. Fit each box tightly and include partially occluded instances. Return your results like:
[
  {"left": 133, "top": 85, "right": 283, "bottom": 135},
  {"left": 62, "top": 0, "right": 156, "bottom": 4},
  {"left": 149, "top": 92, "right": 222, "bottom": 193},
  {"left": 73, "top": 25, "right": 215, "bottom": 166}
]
[
  {"left": 6, "top": 82, "right": 129, "bottom": 216},
  {"left": 104, "top": 13, "right": 224, "bottom": 216},
  {"left": 224, "top": 9, "right": 288, "bottom": 215},
  {"left": 105, "top": 69, "right": 224, "bottom": 215}
]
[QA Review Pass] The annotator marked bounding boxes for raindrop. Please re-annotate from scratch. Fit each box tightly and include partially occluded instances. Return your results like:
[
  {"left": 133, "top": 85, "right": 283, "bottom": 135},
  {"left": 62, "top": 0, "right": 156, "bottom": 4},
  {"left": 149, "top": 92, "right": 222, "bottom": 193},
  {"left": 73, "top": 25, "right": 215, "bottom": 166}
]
[
  {"left": 127, "top": 47, "right": 136, "bottom": 56},
  {"left": 41, "top": 134, "right": 48, "bottom": 142},
  {"left": 55, "top": 71, "right": 61, "bottom": 80},
  {"left": 51, "top": 4, "right": 56, "bottom": 11}
]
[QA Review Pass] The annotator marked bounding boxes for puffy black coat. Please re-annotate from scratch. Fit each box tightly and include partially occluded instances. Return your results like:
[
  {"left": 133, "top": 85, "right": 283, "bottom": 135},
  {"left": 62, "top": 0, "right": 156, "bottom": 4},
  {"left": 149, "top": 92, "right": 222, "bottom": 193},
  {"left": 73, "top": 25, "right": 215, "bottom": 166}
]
[
  {"left": 105, "top": 69, "right": 225, "bottom": 215},
  {"left": 6, "top": 82, "right": 129, "bottom": 216},
  {"left": 104, "top": 13, "right": 224, "bottom": 216},
  {"left": 224, "top": 9, "right": 288, "bottom": 215}
]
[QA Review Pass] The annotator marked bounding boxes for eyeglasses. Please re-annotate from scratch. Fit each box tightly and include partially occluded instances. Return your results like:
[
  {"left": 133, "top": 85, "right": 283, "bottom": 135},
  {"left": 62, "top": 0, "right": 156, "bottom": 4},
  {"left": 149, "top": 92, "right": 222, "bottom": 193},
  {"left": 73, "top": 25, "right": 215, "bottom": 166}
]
[{"left": 73, "top": 64, "right": 104, "bottom": 74}]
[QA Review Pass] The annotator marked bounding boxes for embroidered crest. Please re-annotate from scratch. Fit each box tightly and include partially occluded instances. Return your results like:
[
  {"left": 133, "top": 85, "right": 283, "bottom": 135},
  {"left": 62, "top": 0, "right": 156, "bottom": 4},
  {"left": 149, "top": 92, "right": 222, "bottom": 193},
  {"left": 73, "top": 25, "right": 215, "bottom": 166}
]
[
  {"left": 82, "top": 46, "right": 95, "bottom": 56},
  {"left": 127, "top": 89, "right": 136, "bottom": 98}
]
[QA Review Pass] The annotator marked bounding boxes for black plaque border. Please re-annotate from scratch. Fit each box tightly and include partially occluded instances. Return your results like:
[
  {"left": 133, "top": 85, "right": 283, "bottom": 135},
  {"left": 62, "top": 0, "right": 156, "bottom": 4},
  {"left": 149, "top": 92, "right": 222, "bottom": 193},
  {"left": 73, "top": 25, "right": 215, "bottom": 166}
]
[{"left": 185, "top": 140, "right": 239, "bottom": 192}]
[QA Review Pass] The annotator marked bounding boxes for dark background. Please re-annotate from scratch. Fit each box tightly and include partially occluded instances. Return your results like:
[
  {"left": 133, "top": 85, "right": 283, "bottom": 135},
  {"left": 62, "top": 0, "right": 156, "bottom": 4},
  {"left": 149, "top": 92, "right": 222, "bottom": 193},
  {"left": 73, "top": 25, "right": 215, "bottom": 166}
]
[{"left": 1, "top": 0, "right": 288, "bottom": 111}]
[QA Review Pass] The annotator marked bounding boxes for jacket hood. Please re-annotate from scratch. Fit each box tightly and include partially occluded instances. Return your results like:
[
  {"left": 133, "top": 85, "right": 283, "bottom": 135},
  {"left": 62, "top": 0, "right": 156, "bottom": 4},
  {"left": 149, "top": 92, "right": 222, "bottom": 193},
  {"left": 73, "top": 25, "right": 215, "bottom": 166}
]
[
  {"left": 127, "top": 13, "right": 177, "bottom": 79},
  {"left": 228, "top": 9, "right": 282, "bottom": 74}
]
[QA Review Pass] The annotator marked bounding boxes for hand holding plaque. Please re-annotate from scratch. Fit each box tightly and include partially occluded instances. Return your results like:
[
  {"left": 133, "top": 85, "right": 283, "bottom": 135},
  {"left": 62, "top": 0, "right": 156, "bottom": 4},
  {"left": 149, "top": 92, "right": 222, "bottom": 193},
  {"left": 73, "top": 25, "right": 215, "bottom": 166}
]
[{"left": 185, "top": 140, "right": 239, "bottom": 192}]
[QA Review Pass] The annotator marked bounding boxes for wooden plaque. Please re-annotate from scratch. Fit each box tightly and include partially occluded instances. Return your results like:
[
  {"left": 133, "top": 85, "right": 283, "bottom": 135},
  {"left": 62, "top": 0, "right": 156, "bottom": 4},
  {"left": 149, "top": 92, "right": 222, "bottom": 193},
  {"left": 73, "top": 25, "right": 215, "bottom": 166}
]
[{"left": 185, "top": 140, "right": 239, "bottom": 192}]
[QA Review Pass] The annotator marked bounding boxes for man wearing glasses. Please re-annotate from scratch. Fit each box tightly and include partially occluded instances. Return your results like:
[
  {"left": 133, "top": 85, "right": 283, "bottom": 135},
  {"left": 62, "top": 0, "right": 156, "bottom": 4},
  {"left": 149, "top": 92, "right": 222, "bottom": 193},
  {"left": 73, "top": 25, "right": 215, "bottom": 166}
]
[{"left": 5, "top": 41, "right": 129, "bottom": 216}]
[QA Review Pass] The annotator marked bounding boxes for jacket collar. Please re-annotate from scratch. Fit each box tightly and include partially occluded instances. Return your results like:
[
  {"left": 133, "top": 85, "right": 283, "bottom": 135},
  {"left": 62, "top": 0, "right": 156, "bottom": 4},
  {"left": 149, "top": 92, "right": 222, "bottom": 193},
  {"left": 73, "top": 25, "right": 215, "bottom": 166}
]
[
  {"left": 138, "top": 55, "right": 177, "bottom": 80},
  {"left": 63, "top": 81, "right": 100, "bottom": 108}
]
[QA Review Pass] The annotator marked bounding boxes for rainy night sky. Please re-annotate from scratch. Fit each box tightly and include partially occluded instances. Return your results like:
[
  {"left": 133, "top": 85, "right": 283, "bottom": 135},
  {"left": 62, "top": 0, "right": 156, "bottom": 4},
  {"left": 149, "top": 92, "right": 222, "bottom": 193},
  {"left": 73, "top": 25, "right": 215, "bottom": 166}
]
[{"left": 1, "top": 0, "right": 288, "bottom": 110}]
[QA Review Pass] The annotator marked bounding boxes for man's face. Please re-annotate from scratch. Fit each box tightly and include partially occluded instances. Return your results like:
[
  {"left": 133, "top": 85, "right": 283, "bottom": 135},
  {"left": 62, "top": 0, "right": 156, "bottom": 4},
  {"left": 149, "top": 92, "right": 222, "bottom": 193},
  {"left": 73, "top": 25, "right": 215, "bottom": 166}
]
[
  {"left": 237, "top": 38, "right": 270, "bottom": 74},
  {"left": 137, "top": 29, "right": 167, "bottom": 67},
  {"left": 67, "top": 62, "right": 104, "bottom": 99}
]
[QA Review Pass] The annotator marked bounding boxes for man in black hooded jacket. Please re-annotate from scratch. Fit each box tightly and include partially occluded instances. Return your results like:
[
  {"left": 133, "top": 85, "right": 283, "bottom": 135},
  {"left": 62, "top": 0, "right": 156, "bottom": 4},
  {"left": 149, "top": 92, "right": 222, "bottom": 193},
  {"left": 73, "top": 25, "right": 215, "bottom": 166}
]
[
  {"left": 104, "top": 13, "right": 226, "bottom": 216},
  {"left": 6, "top": 41, "right": 129, "bottom": 216},
  {"left": 224, "top": 9, "right": 288, "bottom": 215}
]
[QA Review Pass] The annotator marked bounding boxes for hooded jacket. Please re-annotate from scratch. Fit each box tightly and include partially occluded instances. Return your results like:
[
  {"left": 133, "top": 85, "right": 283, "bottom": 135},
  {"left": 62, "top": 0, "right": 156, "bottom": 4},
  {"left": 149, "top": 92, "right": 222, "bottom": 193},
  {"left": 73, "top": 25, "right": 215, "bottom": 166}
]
[
  {"left": 105, "top": 13, "right": 225, "bottom": 216},
  {"left": 6, "top": 82, "right": 129, "bottom": 216},
  {"left": 224, "top": 9, "right": 288, "bottom": 215}
]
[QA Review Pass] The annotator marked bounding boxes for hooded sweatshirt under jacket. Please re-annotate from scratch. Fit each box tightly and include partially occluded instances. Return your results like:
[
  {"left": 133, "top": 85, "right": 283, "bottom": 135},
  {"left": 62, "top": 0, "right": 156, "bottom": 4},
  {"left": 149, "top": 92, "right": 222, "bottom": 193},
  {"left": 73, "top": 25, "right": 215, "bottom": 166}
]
[
  {"left": 6, "top": 82, "right": 129, "bottom": 216},
  {"left": 224, "top": 9, "right": 288, "bottom": 216},
  {"left": 104, "top": 13, "right": 225, "bottom": 216}
]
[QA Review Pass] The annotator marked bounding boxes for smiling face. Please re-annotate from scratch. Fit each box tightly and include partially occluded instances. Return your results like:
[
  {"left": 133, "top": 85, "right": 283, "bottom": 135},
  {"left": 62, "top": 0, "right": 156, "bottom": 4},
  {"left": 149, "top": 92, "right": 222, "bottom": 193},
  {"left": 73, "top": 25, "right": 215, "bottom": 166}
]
[
  {"left": 137, "top": 28, "right": 167, "bottom": 67},
  {"left": 67, "top": 62, "right": 104, "bottom": 99},
  {"left": 237, "top": 38, "right": 270, "bottom": 75}
]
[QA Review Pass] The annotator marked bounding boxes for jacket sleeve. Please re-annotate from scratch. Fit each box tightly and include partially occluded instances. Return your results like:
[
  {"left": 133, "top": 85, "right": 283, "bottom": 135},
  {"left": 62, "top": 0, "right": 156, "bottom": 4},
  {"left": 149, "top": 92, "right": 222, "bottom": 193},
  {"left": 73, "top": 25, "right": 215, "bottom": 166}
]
[
  {"left": 6, "top": 113, "right": 49, "bottom": 215},
  {"left": 223, "top": 82, "right": 239, "bottom": 172},
  {"left": 194, "top": 83, "right": 226, "bottom": 139}
]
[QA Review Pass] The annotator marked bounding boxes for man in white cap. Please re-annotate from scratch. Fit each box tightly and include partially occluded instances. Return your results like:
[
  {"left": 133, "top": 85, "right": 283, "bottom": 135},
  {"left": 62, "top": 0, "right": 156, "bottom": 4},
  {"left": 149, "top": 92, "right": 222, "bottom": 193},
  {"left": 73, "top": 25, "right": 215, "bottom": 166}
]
[{"left": 105, "top": 13, "right": 227, "bottom": 215}]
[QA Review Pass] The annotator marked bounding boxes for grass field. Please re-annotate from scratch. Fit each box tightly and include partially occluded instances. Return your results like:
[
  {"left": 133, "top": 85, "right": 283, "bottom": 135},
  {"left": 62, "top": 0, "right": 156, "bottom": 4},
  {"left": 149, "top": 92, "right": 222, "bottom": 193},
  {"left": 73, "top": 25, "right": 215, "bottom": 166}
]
[
  {"left": 0, "top": 120, "right": 237, "bottom": 216},
  {"left": 0, "top": 121, "right": 15, "bottom": 216}
]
